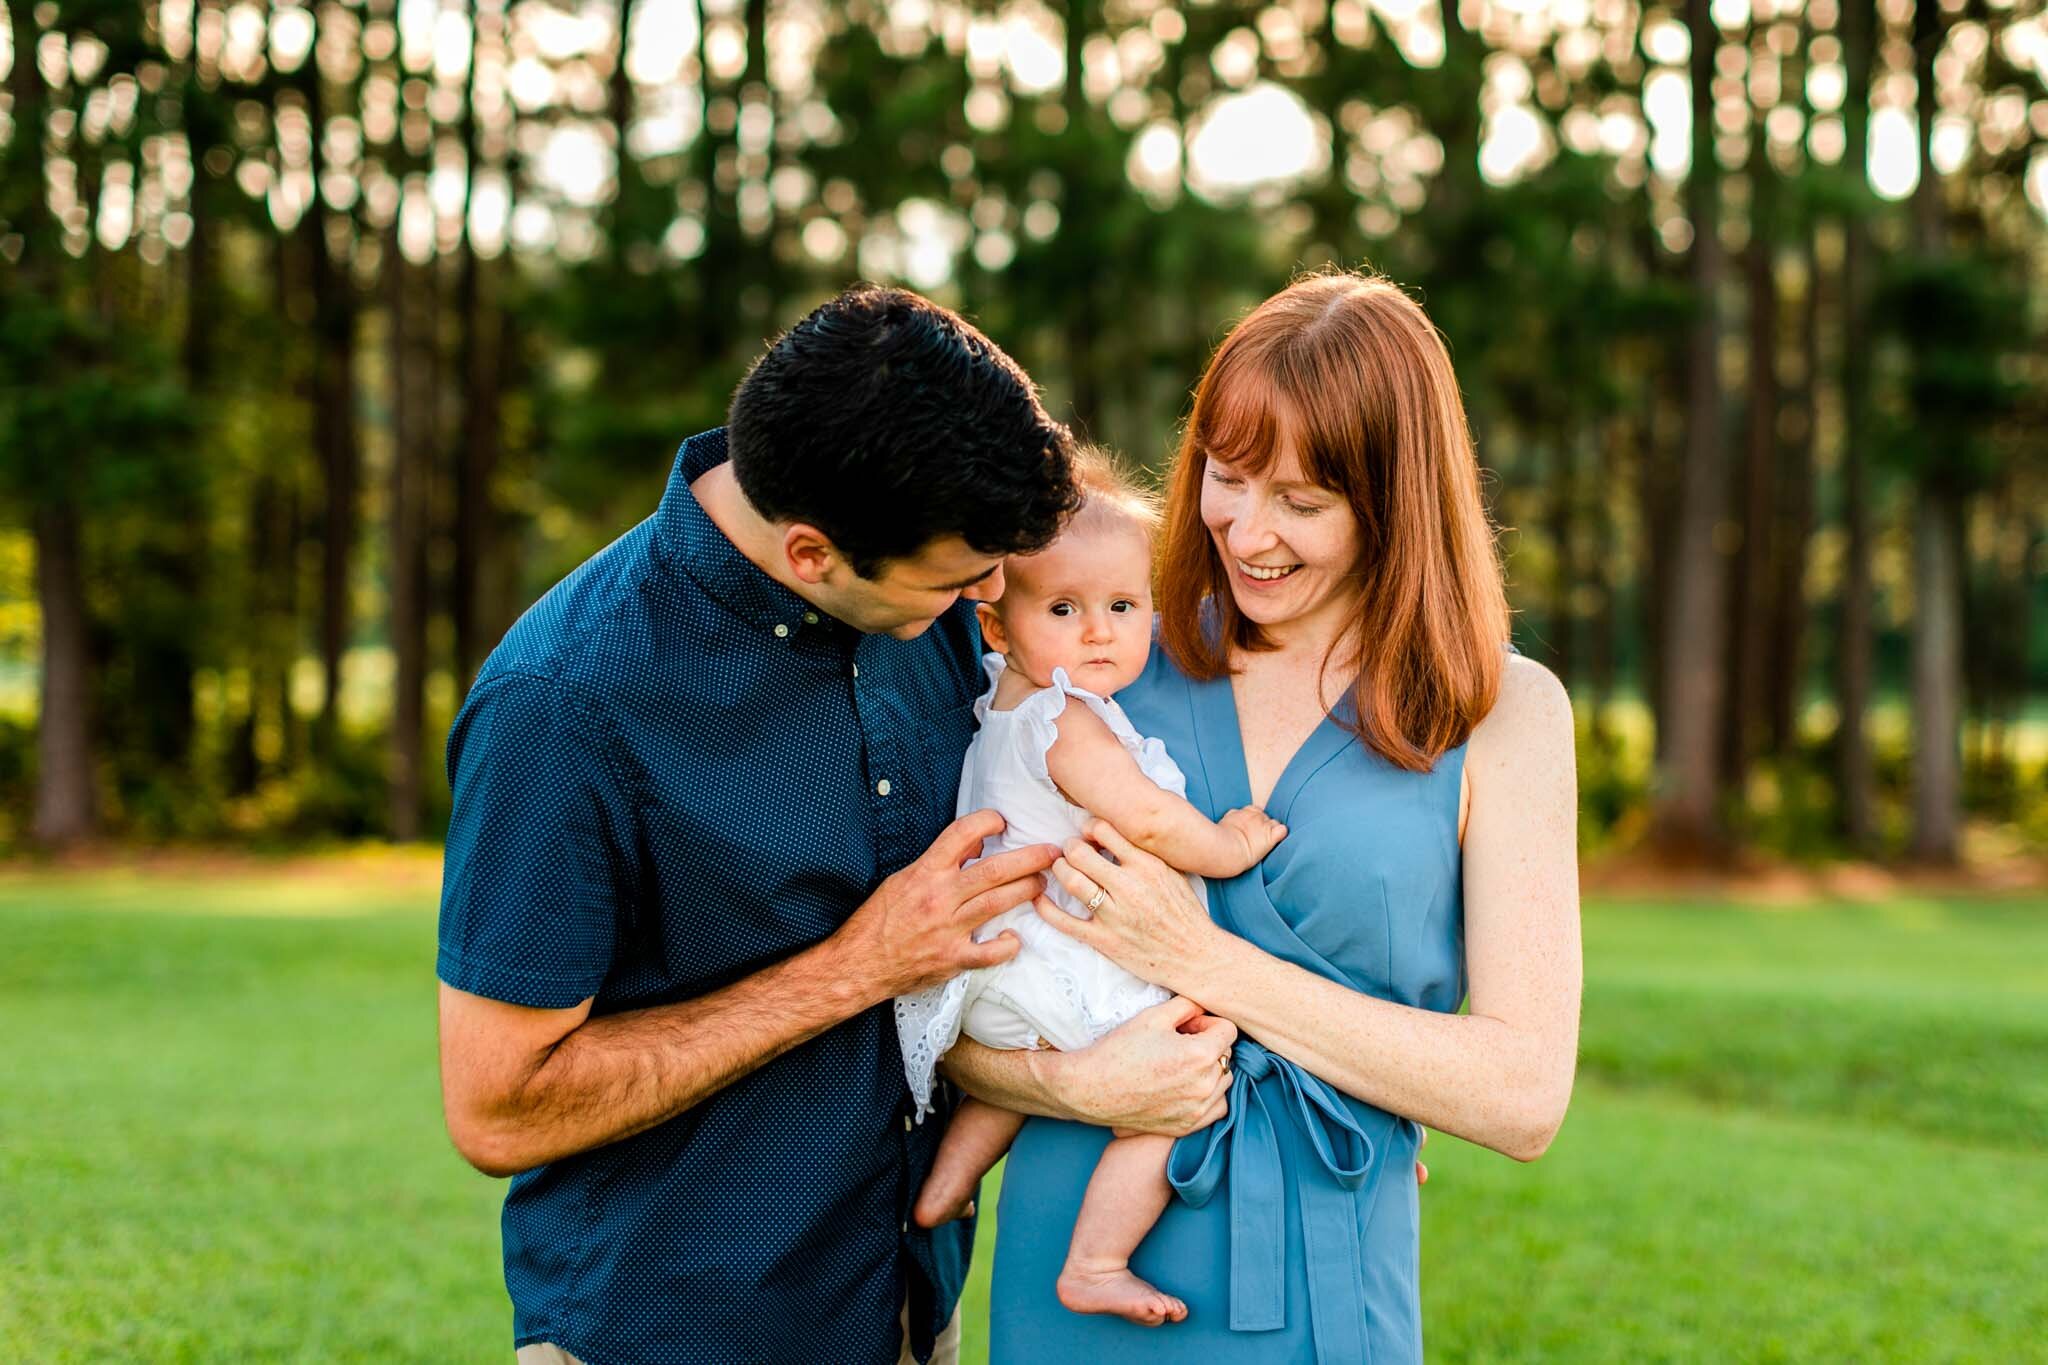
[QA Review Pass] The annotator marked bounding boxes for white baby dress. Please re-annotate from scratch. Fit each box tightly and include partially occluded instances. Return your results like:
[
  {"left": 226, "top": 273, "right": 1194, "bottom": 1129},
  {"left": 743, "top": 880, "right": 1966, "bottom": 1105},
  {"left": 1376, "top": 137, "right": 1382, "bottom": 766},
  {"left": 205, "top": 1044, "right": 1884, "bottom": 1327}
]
[{"left": 893, "top": 653, "right": 1201, "bottom": 1119}]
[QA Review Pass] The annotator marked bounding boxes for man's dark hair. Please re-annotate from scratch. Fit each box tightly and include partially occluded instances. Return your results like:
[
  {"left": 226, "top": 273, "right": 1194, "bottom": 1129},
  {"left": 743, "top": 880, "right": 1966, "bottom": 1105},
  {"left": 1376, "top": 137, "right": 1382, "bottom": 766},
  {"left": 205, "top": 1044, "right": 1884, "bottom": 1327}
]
[{"left": 726, "top": 285, "right": 1080, "bottom": 579}]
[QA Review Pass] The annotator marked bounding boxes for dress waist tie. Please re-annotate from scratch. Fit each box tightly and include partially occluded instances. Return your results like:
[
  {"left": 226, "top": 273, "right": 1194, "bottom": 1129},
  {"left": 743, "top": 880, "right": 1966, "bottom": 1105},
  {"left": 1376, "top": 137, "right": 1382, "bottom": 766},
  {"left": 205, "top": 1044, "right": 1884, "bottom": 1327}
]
[{"left": 1166, "top": 1038, "right": 1376, "bottom": 1363}]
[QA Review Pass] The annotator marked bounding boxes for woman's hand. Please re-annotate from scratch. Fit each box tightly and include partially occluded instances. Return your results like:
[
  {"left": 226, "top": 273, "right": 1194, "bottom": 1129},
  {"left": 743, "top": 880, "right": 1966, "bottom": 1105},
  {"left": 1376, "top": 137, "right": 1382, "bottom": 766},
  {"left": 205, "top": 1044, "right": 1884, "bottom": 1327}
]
[{"left": 1040, "top": 818, "right": 1230, "bottom": 994}]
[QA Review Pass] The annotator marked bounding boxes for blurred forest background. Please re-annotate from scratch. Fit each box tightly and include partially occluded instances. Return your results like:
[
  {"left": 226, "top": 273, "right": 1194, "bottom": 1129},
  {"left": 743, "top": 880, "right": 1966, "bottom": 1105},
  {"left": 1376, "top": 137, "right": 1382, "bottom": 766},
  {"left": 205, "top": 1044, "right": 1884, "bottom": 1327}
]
[{"left": 1, "top": 0, "right": 2044, "bottom": 866}]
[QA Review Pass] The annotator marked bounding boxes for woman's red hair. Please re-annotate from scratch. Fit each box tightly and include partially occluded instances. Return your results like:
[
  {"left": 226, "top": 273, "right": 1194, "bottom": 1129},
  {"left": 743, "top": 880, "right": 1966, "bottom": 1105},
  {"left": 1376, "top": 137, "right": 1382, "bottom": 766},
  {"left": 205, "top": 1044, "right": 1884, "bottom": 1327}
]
[{"left": 1157, "top": 270, "right": 1510, "bottom": 773}]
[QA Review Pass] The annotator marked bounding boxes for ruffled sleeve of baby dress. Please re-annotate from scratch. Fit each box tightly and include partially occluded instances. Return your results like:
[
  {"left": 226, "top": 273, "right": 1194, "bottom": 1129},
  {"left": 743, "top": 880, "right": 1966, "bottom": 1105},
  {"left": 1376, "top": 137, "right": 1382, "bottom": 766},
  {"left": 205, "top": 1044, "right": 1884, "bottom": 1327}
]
[{"left": 1025, "top": 665, "right": 1192, "bottom": 804}]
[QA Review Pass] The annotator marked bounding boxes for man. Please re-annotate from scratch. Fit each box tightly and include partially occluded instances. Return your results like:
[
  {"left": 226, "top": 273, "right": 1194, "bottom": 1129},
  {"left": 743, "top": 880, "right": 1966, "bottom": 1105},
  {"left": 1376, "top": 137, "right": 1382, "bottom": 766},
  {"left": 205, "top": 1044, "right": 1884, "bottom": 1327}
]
[{"left": 437, "top": 285, "right": 1232, "bottom": 1365}]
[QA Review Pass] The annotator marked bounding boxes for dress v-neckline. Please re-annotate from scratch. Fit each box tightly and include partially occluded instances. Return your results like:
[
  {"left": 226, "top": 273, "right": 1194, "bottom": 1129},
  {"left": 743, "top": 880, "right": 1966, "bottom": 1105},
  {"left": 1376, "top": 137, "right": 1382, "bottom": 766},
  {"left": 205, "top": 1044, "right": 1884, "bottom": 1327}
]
[{"left": 1189, "top": 667, "right": 1358, "bottom": 821}]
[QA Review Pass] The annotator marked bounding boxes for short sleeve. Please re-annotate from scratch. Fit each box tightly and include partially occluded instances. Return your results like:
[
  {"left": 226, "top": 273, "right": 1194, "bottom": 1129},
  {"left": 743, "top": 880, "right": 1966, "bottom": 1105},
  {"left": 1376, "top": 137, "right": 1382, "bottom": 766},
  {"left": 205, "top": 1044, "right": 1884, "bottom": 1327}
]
[
  {"left": 1016, "top": 667, "right": 1165, "bottom": 790},
  {"left": 436, "top": 672, "right": 628, "bottom": 1008},
  {"left": 1009, "top": 676, "right": 1074, "bottom": 786}
]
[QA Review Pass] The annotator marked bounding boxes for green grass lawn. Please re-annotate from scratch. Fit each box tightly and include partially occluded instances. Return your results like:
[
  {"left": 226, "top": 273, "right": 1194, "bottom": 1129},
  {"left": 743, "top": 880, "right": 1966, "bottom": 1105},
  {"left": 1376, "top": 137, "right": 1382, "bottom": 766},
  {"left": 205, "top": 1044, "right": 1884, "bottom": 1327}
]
[{"left": 2, "top": 868, "right": 2043, "bottom": 1362}]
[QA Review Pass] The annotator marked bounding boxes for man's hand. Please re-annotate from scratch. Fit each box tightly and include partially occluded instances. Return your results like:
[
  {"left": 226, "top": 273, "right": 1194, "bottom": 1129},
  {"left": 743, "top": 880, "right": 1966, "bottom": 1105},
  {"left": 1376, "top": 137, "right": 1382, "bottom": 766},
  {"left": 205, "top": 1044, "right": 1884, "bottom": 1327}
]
[
  {"left": 831, "top": 808, "right": 1057, "bottom": 1002},
  {"left": 1041, "top": 996, "right": 1236, "bottom": 1136}
]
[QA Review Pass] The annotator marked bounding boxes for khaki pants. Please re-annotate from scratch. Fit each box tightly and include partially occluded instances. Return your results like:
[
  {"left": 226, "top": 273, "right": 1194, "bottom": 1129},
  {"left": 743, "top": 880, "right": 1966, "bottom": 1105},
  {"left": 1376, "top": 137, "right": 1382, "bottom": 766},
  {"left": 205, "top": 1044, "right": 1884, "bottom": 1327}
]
[{"left": 513, "top": 1304, "right": 961, "bottom": 1365}]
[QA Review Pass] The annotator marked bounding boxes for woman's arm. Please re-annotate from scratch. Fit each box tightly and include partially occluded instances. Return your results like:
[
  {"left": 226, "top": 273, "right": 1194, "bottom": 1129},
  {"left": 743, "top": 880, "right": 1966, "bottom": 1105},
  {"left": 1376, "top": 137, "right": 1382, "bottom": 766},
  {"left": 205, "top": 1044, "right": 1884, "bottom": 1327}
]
[{"left": 1042, "top": 655, "right": 1581, "bottom": 1161}]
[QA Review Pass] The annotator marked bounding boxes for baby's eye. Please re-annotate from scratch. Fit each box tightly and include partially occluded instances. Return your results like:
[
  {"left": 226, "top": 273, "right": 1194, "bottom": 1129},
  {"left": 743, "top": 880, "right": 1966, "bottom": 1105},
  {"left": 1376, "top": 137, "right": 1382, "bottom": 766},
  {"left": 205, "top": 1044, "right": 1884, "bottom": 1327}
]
[
  {"left": 1110, "top": 599, "right": 1137, "bottom": 613},
  {"left": 1049, "top": 602, "right": 1075, "bottom": 617}
]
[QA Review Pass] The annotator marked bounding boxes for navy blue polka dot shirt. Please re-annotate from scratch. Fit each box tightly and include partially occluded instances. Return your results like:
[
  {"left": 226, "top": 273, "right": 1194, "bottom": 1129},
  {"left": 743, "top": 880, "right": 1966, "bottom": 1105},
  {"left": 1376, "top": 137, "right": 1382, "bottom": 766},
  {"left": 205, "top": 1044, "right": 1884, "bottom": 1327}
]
[{"left": 438, "top": 429, "right": 982, "bottom": 1365}]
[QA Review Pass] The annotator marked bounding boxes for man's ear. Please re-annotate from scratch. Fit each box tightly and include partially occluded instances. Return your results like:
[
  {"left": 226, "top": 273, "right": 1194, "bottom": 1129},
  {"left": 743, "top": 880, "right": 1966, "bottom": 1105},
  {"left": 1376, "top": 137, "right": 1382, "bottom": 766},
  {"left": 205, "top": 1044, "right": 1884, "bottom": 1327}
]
[
  {"left": 975, "top": 602, "right": 1007, "bottom": 653},
  {"left": 781, "top": 523, "right": 841, "bottom": 586}
]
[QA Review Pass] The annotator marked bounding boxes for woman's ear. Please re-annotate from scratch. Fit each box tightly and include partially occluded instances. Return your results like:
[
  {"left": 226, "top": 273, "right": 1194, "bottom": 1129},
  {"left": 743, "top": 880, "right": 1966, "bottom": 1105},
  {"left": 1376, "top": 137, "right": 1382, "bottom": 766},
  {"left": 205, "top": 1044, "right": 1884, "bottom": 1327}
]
[{"left": 976, "top": 601, "right": 1008, "bottom": 653}]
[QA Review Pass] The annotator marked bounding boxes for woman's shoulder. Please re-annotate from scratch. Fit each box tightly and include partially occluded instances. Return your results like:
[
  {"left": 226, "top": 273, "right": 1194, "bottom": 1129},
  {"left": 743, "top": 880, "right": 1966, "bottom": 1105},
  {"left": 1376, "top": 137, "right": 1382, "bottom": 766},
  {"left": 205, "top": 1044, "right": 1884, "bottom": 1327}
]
[{"left": 1466, "top": 651, "right": 1574, "bottom": 769}]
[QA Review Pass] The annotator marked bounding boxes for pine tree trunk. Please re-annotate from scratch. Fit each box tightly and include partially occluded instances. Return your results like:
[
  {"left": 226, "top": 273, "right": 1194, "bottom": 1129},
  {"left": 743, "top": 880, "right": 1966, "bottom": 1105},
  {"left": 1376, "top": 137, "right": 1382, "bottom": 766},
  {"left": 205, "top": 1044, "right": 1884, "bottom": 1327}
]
[
  {"left": 455, "top": 8, "right": 501, "bottom": 694},
  {"left": 1653, "top": 0, "right": 1731, "bottom": 858},
  {"left": 1909, "top": 496, "right": 1963, "bottom": 861},
  {"left": 1765, "top": 238, "right": 1818, "bottom": 757},
  {"left": 307, "top": 21, "right": 359, "bottom": 752},
  {"left": 1907, "top": 0, "right": 1960, "bottom": 863},
  {"left": 277, "top": 484, "right": 304, "bottom": 772},
  {"left": 454, "top": 262, "right": 501, "bottom": 695},
  {"left": 387, "top": 240, "right": 430, "bottom": 842},
  {"left": 1548, "top": 438, "right": 1578, "bottom": 688},
  {"left": 1590, "top": 416, "right": 1624, "bottom": 725},
  {"left": 1062, "top": 0, "right": 1100, "bottom": 437},
  {"left": 11, "top": 3, "right": 96, "bottom": 846},
  {"left": 33, "top": 502, "right": 97, "bottom": 846},
  {"left": 1835, "top": 0, "right": 1877, "bottom": 849},
  {"left": 1636, "top": 231, "right": 1682, "bottom": 759},
  {"left": 610, "top": 0, "right": 639, "bottom": 232},
  {"left": 1432, "top": 0, "right": 1486, "bottom": 230},
  {"left": 1723, "top": 185, "right": 1778, "bottom": 796},
  {"left": 693, "top": 0, "right": 741, "bottom": 365}
]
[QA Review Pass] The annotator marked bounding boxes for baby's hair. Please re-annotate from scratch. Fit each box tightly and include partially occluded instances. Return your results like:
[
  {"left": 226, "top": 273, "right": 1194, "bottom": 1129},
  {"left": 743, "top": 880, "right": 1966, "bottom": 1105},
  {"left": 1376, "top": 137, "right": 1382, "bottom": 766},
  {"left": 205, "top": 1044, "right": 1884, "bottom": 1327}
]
[
  {"left": 988, "top": 443, "right": 1157, "bottom": 619},
  {"left": 1069, "top": 444, "right": 1162, "bottom": 536}
]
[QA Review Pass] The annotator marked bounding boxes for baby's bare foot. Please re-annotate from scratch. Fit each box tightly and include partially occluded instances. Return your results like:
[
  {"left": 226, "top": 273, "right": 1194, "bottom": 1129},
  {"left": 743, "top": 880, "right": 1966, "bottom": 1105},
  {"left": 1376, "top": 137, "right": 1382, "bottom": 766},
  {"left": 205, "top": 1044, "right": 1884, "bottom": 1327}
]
[{"left": 1056, "top": 1264, "right": 1188, "bottom": 1326}]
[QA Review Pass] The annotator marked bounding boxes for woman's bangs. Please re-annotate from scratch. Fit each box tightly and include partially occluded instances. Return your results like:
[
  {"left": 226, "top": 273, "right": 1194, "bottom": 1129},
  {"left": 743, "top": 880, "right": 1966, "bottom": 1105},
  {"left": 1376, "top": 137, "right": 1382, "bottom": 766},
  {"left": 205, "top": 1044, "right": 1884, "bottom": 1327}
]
[
  {"left": 1288, "top": 365, "right": 1371, "bottom": 497},
  {"left": 1192, "top": 358, "right": 1298, "bottom": 476}
]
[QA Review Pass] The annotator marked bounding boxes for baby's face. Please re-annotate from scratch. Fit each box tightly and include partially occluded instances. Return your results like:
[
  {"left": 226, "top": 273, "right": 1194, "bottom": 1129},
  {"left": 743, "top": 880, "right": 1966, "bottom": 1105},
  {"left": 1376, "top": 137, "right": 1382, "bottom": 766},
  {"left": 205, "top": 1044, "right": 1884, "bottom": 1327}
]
[{"left": 993, "top": 516, "right": 1154, "bottom": 697}]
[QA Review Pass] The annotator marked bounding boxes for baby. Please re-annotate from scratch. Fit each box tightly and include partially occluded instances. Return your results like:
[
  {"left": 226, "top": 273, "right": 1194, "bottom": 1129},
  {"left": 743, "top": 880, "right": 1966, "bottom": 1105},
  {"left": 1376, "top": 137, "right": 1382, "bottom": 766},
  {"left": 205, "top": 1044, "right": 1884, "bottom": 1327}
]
[{"left": 893, "top": 449, "right": 1285, "bottom": 1327}]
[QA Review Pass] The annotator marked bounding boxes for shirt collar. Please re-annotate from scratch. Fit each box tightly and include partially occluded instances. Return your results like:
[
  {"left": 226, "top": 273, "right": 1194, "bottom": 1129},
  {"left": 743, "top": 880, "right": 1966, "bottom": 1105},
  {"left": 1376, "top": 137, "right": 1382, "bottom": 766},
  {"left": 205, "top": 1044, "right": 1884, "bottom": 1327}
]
[{"left": 652, "top": 427, "right": 848, "bottom": 643}]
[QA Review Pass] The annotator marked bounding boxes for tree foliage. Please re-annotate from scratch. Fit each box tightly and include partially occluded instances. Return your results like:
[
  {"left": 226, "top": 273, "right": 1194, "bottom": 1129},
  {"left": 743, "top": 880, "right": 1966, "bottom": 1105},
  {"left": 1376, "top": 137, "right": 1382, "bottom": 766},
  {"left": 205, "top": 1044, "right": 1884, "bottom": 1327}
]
[{"left": 0, "top": 0, "right": 2043, "bottom": 859}]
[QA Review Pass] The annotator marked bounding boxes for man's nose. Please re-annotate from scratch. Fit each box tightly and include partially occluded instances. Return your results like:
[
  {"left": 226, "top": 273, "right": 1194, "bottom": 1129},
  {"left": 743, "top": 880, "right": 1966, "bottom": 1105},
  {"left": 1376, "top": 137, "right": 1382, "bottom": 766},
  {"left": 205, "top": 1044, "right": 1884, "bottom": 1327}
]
[{"left": 961, "top": 563, "right": 1005, "bottom": 604}]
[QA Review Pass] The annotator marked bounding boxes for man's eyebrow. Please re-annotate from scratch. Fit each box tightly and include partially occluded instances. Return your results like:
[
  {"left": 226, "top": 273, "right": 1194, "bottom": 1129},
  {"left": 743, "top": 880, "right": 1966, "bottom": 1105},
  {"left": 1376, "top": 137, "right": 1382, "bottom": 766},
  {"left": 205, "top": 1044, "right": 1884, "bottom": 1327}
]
[{"left": 927, "top": 563, "right": 1002, "bottom": 592}]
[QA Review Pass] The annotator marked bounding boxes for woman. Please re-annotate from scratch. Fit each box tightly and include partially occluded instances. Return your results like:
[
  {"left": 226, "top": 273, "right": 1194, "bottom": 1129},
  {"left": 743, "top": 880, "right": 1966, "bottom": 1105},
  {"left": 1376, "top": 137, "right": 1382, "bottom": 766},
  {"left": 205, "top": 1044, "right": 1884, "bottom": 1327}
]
[{"left": 986, "top": 271, "right": 1582, "bottom": 1362}]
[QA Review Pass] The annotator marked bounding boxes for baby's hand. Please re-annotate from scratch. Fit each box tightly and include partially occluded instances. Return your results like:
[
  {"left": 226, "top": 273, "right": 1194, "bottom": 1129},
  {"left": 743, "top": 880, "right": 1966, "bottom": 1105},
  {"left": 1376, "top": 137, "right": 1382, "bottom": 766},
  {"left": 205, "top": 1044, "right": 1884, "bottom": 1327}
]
[{"left": 1217, "top": 806, "right": 1287, "bottom": 871}]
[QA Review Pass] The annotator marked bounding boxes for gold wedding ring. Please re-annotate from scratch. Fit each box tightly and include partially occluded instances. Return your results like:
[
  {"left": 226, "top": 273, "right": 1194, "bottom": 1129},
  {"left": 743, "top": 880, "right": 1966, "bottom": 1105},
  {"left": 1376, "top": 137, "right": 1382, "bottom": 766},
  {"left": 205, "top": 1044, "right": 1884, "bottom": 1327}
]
[
  {"left": 1218, "top": 1051, "right": 1230, "bottom": 1074},
  {"left": 1085, "top": 887, "right": 1106, "bottom": 912}
]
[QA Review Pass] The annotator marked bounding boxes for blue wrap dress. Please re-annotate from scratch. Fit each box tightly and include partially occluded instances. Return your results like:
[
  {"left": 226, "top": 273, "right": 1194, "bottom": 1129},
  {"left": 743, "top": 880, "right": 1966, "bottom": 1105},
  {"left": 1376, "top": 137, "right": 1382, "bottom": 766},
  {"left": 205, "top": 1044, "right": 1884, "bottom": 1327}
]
[{"left": 988, "top": 642, "right": 1468, "bottom": 1364}]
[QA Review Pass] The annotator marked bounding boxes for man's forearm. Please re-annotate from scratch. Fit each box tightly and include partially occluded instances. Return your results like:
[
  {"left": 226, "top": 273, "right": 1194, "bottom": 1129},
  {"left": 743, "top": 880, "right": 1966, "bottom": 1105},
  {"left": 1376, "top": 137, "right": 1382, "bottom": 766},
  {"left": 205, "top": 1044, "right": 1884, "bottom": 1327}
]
[{"left": 480, "top": 938, "right": 876, "bottom": 1173}]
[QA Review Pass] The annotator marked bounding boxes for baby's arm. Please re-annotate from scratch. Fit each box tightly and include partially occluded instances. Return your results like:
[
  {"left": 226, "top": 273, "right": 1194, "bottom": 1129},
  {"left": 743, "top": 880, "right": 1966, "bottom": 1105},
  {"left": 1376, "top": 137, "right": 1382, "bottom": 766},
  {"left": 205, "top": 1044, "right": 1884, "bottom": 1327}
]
[{"left": 1045, "top": 702, "right": 1284, "bottom": 878}]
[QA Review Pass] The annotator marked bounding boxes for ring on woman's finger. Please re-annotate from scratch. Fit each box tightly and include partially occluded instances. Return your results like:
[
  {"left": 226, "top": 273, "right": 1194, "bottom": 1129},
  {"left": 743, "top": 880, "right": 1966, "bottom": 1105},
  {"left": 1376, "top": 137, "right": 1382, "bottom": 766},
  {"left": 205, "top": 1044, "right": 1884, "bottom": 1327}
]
[
  {"left": 1085, "top": 887, "right": 1106, "bottom": 913},
  {"left": 1217, "top": 1051, "right": 1230, "bottom": 1074}
]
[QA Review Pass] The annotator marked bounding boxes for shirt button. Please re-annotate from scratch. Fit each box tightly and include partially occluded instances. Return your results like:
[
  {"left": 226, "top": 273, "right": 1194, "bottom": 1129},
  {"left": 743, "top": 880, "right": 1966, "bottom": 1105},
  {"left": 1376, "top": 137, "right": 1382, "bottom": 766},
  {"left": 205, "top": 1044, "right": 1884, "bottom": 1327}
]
[
  {"left": 773, "top": 623, "right": 790, "bottom": 638},
  {"left": 876, "top": 779, "right": 892, "bottom": 797},
  {"left": 804, "top": 611, "right": 819, "bottom": 624},
  {"left": 902, "top": 1115, "right": 913, "bottom": 1132}
]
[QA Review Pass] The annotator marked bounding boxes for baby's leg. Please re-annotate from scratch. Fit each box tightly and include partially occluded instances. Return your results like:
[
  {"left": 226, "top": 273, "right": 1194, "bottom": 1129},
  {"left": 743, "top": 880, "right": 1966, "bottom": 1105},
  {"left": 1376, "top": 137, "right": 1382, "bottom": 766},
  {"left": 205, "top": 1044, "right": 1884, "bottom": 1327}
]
[
  {"left": 1055, "top": 1132, "right": 1186, "bottom": 1326},
  {"left": 913, "top": 1099, "right": 1026, "bottom": 1228}
]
